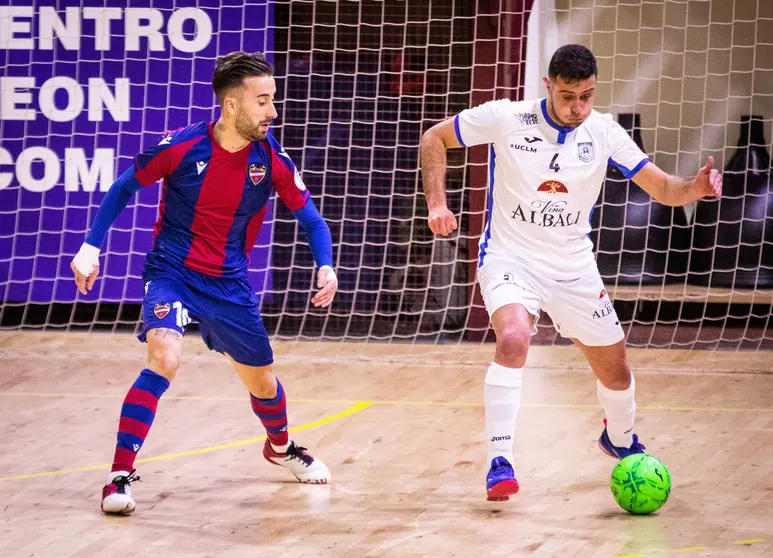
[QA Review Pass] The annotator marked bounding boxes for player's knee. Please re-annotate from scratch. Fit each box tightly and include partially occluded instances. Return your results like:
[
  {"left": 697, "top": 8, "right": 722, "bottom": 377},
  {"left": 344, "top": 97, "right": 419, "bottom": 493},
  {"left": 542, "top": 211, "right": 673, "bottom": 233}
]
[
  {"left": 244, "top": 368, "right": 276, "bottom": 399},
  {"left": 146, "top": 349, "right": 181, "bottom": 381},
  {"left": 496, "top": 326, "right": 530, "bottom": 361}
]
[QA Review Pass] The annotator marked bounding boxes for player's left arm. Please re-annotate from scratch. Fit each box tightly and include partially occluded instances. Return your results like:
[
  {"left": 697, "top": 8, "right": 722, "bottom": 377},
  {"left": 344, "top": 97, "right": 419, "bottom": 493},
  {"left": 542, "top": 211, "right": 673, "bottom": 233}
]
[
  {"left": 607, "top": 118, "right": 722, "bottom": 206},
  {"left": 293, "top": 199, "right": 336, "bottom": 308},
  {"left": 630, "top": 158, "right": 723, "bottom": 207},
  {"left": 268, "top": 135, "right": 337, "bottom": 308}
]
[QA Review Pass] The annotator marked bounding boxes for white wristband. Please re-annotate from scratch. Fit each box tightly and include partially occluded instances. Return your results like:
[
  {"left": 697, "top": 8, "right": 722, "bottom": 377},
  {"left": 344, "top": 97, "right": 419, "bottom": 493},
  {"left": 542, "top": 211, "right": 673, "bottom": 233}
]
[{"left": 72, "top": 242, "right": 101, "bottom": 276}]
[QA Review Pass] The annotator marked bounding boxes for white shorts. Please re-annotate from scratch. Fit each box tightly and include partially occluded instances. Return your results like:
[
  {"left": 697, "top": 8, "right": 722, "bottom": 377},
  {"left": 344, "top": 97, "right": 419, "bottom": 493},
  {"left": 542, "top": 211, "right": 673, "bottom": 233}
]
[{"left": 477, "top": 257, "right": 625, "bottom": 347}]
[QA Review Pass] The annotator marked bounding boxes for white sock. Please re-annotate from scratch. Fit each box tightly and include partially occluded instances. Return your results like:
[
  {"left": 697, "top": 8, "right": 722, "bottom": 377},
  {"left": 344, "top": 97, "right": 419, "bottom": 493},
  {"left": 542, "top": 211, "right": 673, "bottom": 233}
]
[
  {"left": 484, "top": 362, "right": 523, "bottom": 467},
  {"left": 597, "top": 376, "right": 636, "bottom": 448},
  {"left": 271, "top": 442, "right": 291, "bottom": 453}
]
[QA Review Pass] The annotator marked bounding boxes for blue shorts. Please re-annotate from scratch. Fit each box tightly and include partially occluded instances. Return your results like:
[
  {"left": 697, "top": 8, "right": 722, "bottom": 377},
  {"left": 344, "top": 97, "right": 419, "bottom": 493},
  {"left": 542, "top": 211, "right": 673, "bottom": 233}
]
[{"left": 137, "top": 260, "right": 273, "bottom": 367}]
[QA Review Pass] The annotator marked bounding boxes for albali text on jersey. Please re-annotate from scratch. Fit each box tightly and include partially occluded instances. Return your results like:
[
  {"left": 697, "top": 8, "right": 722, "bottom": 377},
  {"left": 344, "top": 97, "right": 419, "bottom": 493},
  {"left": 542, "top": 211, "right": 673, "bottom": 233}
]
[
  {"left": 455, "top": 98, "right": 649, "bottom": 280},
  {"left": 84, "top": 122, "right": 333, "bottom": 278}
]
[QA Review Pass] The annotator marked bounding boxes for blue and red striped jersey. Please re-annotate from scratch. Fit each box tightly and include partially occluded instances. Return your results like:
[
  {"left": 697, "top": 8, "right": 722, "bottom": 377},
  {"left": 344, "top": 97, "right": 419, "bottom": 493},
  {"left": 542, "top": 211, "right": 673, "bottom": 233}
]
[{"left": 130, "top": 122, "right": 311, "bottom": 277}]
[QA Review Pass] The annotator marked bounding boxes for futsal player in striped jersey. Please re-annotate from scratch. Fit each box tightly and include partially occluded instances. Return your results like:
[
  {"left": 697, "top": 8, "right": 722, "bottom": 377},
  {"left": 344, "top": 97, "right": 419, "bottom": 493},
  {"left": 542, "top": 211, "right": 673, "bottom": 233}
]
[{"left": 71, "top": 52, "right": 337, "bottom": 514}]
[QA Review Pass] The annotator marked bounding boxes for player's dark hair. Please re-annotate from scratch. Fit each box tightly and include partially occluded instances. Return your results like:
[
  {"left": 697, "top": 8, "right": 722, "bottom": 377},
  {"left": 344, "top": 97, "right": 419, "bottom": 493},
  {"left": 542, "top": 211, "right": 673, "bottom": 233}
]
[
  {"left": 212, "top": 51, "right": 274, "bottom": 103},
  {"left": 548, "top": 44, "right": 598, "bottom": 83}
]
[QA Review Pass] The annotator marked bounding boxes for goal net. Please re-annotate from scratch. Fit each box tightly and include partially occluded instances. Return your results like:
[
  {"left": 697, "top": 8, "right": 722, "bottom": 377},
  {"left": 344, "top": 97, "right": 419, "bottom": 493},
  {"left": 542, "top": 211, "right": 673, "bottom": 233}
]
[
  {"left": 549, "top": 0, "right": 773, "bottom": 350},
  {"left": 1, "top": 0, "right": 771, "bottom": 350}
]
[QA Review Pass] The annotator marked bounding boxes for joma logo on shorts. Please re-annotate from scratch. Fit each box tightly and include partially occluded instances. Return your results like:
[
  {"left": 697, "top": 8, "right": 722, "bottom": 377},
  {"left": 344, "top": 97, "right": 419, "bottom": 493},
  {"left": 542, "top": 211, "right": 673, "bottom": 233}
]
[{"left": 491, "top": 435, "right": 511, "bottom": 442}]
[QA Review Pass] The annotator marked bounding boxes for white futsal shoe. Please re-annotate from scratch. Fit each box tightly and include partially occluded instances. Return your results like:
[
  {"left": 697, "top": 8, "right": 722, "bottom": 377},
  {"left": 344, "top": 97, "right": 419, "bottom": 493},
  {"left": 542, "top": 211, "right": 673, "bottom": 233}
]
[
  {"left": 263, "top": 440, "right": 331, "bottom": 484},
  {"left": 101, "top": 470, "right": 140, "bottom": 514}
]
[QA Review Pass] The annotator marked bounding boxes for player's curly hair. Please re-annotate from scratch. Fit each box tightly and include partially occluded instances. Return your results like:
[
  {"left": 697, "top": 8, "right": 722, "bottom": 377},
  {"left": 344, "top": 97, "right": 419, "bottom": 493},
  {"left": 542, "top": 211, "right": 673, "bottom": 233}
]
[
  {"left": 548, "top": 44, "right": 598, "bottom": 83},
  {"left": 212, "top": 51, "right": 274, "bottom": 103}
]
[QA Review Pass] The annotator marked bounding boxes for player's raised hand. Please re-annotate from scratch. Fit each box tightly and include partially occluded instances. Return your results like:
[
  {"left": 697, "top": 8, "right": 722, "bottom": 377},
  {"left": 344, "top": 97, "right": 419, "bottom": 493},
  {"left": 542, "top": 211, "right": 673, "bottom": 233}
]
[
  {"left": 70, "top": 242, "right": 101, "bottom": 295},
  {"left": 312, "top": 265, "right": 338, "bottom": 308},
  {"left": 428, "top": 206, "right": 458, "bottom": 236},
  {"left": 694, "top": 156, "right": 723, "bottom": 199}
]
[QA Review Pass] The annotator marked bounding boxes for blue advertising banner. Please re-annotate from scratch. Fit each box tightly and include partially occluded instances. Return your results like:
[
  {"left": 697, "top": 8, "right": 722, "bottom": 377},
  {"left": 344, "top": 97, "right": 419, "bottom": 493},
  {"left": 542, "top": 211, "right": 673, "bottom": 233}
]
[{"left": 0, "top": 0, "right": 273, "bottom": 304}]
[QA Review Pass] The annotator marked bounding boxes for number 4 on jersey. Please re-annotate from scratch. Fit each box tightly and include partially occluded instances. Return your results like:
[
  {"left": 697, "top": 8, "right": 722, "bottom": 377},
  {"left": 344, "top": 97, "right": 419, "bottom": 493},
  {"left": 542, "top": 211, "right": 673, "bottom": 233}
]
[{"left": 549, "top": 154, "right": 560, "bottom": 172}]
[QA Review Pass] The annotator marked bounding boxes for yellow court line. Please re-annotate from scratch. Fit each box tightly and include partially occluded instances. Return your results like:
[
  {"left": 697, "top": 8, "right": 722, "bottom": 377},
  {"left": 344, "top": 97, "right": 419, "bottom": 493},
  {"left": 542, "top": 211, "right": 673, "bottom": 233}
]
[
  {"left": 2, "top": 391, "right": 773, "bottom": 414},
  {"left": 613, "top": 538, "right": 766, "bottom": 558},
  {"left": 0, "top": 401, "right": 372, "bottom": 482}
]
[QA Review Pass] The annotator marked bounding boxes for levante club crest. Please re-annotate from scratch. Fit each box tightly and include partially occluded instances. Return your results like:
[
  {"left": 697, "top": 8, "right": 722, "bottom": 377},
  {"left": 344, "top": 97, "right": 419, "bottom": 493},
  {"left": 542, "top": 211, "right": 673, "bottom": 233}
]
[
  {"left": 249, "top": 164, "right": 267, "bottom": 185},
  {"left": 153, "top": 303, "right": 171, "bottom": 319}
]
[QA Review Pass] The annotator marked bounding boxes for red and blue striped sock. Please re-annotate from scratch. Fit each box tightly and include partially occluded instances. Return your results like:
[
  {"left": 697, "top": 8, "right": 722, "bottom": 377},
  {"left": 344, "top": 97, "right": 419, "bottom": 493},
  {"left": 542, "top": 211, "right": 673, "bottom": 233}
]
[
  {"left": 112, "top": 369, "right": 170, "bottom": 473},
  {"left": 250, "top": 379, "right": 289, "bottom": 449}
]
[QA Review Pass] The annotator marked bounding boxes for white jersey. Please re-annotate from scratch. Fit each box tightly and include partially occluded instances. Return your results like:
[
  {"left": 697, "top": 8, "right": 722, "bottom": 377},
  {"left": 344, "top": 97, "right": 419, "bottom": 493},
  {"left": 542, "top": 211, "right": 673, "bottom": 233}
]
[{"left": 455, "top": 98, "right": 649, "bottom": 280}]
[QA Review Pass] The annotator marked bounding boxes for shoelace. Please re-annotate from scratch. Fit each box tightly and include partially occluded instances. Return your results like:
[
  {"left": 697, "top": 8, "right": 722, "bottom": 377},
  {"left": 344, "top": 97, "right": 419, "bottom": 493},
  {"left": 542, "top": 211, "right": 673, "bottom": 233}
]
[
  {"left": 491, "top": 457, "right": 513, "bottom": 472},
  {"left": 285, "top": 443, "right": 314, "bottom": 466},
  {"left": 629, "top": 434, "right": 646, "bottom": 453},
  {"left": 112, "top": 469, "right": 142, "bottom": 494}
]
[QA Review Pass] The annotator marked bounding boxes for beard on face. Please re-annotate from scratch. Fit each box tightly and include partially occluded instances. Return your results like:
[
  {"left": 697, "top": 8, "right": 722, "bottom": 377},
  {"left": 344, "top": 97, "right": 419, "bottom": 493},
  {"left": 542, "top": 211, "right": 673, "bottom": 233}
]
[{"left": 235, "top": 109, "right": 270, "bottom": 141}]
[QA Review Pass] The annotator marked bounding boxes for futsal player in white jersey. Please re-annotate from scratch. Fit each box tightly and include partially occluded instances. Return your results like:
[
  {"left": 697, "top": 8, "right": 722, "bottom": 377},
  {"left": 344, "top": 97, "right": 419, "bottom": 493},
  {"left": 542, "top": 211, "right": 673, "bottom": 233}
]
[{"left": 420, "top": 44, "right": 722, "bottom": 501}]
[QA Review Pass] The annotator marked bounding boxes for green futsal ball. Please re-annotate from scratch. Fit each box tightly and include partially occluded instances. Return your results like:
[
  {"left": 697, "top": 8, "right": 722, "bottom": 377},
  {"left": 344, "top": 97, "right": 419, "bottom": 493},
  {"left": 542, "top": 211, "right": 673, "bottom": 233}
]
[{"left": 610, "top": 454, "right": 671, "bottom": 515}]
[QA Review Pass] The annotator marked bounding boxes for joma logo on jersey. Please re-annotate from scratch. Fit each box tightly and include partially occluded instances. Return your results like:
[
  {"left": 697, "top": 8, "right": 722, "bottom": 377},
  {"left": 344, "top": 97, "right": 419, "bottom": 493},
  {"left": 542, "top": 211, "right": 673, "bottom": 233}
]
[
  {"left": 510, "top": 143, "right": 537, "bottom": 153},
  {"left": 248, "top": 164, "right": 267, "bottom": 185},
  {"left": 537, "top": 180, "right": 569, "bottom": 195}
]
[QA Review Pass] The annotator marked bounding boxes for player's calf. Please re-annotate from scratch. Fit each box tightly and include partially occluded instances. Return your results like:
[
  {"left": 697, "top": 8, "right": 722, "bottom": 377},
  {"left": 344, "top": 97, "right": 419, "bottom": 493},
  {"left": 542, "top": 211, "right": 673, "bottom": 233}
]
[
  {"left": 483, "top": 361, "right": 522, "bottom": 501},
  {"left": 595, "top": 373, "right": 642, "bottom": 459},
  {"left": 249, "top": 378, "right": 331, "bottom": 484},
  {"left": 111, "top": 369, "right": 170, "bottom": 474}
]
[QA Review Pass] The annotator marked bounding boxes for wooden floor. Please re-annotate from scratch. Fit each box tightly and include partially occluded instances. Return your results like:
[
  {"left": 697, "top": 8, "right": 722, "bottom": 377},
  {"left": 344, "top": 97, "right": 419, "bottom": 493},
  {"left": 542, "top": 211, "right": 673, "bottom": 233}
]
[{"left": 1, "top": 332, "right": 772, "bottom": 558}]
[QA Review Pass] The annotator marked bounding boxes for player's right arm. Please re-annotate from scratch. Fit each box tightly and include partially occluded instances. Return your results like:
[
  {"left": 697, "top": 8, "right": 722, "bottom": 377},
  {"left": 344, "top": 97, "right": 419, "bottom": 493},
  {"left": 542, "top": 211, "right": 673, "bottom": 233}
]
[
  {"left": 420, "top": 99, "right": 511, "bottom": 236},
  {"left": 420, "top": 118, "right": 461, "bottom": 236},
  {"left": 70, "top": 130, "right": 192, "bottom": 295}
]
